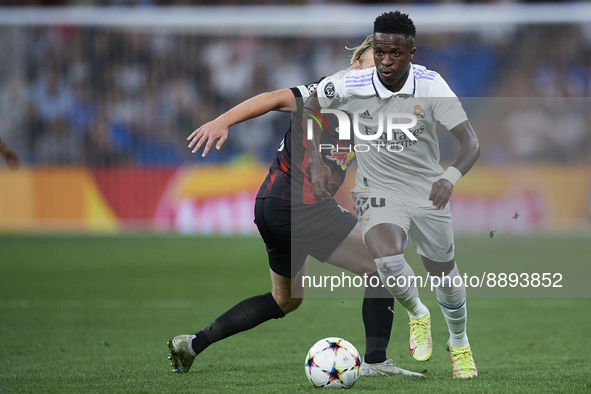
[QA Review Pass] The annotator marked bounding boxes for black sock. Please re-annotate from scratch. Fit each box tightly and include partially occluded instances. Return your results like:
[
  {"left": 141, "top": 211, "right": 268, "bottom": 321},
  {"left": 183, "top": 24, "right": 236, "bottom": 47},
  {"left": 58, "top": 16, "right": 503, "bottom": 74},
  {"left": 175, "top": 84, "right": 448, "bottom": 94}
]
[
  {"left": 362, "top": 271, "right": 394, "bottom": 364},
  {"left": 191, "top": 292, "right": 285, "bottom": 355}
]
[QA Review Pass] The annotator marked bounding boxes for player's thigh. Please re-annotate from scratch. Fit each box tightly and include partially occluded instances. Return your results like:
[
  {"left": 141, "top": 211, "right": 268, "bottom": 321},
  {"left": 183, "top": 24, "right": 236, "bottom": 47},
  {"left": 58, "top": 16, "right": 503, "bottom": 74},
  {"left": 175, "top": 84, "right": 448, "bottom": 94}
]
[
  {"left": 326, "top": 225, "right": 376, "bottom": 276},
  {"left": 409, "top": 204, "right": 455, "bottom": 264},
  {"left": 255, "top": 197, "right": 307, "bottom": 278},
  {"left": 291, "top": 199, "right": 357, "bottom": 264},
  {"left": 352, "top": 187, "right": 410, "bottom": 258},
  {"left": 364, "top": 223, "right": 407, "bottom": 259}
]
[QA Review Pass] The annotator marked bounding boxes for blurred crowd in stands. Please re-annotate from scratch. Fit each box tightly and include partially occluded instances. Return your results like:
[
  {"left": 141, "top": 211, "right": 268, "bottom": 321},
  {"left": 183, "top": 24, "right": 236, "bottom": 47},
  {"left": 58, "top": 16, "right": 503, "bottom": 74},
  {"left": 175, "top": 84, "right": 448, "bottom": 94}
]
[
  {"left": 11, "top": 0, "right": 590, "bottom": 5},
  {"left": 0, "top": 22, "right": 590, "bottom": 167}
]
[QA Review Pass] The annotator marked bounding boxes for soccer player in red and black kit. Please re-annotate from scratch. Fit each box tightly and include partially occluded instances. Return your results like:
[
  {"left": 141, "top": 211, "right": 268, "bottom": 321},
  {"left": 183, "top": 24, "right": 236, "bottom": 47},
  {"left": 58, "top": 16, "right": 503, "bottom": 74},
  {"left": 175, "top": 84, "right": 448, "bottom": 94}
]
[{"left": 168, "top": 36, "right": 423, "bottom": 378}]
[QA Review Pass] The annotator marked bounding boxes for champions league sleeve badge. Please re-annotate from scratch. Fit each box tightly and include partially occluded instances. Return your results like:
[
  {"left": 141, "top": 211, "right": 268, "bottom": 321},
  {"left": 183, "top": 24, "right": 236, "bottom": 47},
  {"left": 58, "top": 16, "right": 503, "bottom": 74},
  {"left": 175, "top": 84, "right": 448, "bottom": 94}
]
[{"left": 324, "top": 82, "right": 335, "bottom": 98}]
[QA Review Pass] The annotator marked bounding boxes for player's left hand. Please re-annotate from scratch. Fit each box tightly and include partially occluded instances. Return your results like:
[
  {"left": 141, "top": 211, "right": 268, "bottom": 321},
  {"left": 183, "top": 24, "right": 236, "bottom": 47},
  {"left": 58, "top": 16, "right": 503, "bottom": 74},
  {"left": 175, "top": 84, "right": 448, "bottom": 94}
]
[{"left": 429, "top": 179, "right": 453, "bottom": 209}]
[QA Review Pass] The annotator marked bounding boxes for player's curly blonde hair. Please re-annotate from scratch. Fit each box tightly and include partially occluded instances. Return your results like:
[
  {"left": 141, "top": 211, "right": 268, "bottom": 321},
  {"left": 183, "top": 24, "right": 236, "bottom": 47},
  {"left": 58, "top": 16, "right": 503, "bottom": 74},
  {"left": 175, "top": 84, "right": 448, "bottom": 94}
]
[{"left": 347, "top": 35, "right": 374, "bottom": 69}]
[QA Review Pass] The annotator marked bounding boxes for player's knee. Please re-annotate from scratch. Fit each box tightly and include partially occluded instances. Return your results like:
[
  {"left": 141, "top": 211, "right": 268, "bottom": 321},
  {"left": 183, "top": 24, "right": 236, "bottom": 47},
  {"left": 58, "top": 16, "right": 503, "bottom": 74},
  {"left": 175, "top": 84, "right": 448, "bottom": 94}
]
[
  {"left": 365, "top": 224, "right": 406, "bottom": 258},
  {"left": 274, "top": 294, "right": 304, "bottom": 314},
  {"left": 367, "top": 243, "right": 403, "bottom": 259},
  {"left": 365, "top": 236, "right": 404, "bottom": 259},
  {"left": 423, "top": 257, "right": 455, "bottom": 277},
  {"left": 366, "top": 237, "right": 404, "bottom": 259}
]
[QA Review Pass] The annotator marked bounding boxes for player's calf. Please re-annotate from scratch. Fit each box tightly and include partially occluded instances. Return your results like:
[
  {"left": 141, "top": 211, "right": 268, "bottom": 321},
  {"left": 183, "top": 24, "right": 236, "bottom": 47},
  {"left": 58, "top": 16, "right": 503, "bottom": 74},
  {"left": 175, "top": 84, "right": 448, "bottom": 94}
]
[
  {"left": 374, "top": 254, "right": 432, "bottom": 361},
  {"left": 430, "top": 264, "right": 469, "bottom": 349}
]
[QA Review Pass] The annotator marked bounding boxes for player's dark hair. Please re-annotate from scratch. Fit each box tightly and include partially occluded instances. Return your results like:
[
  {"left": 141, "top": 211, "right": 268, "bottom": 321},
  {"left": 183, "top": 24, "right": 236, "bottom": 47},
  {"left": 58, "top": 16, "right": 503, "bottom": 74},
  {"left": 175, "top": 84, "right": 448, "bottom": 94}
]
[{"left": 374, "top": 11, "right": 416, "bottom": 39}]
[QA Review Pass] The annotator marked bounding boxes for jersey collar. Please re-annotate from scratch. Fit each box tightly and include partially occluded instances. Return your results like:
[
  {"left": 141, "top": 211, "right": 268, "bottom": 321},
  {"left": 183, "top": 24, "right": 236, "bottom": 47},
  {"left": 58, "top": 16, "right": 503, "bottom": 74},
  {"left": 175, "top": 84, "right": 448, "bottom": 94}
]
[{"left": 372, "top": 64, "right": 415, "bottom": 99}]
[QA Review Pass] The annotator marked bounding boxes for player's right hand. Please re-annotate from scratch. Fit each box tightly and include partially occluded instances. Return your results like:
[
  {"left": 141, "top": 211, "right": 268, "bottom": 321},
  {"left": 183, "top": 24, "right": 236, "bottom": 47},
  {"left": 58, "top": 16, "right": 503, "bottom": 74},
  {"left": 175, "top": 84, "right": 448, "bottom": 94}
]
[
  {"left": 309, "top": 162, "right": 334, "bottom": 200},
  {"left": 187, "top": 119, "right": 229, "bottom": 157},
  {"left": 429, "top": 178, "right": 453, "bottom": 209}
]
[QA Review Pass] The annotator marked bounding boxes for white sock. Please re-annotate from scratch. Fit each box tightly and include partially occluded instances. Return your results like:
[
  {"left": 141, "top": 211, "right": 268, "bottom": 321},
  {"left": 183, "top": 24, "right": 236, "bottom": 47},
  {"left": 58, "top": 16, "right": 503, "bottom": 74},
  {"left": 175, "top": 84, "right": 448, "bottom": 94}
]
[
  {"left": 375, "top": 254, "right": 428, "bottom": 319},
  {"left": 432, "top": 265, "right": 469, "bottom": 348}
]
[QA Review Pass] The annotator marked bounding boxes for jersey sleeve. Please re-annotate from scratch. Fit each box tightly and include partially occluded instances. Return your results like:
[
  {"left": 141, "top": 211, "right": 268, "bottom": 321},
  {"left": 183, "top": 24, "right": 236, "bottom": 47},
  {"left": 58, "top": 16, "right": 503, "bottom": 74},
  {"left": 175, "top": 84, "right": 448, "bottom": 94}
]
[
  {"left": 290, "top": 78, "right": 324, "bottom": 100},
  {"left": 317, "top": 70, "right": 348, "bottom": 109},
  {"left": 430, "top": 75, "right": 468, "bottom": 130}
]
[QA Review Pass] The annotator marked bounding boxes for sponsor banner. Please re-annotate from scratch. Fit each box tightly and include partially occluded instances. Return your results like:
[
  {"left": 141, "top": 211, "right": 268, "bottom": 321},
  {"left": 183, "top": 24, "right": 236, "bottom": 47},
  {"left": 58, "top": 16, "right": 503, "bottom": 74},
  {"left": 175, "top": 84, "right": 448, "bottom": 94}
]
[
  {"left": 0, "top": 165, "right": 588, "bottom": 234},
  {"left": 0, "top": 165, "right": 268, "bottom": 233},
  {"left": 150, "top": 166, "right": 268, "bottom": 233},
  {"left": 335, "top": 164, "right": 591, "bottom": 234},
  {"left": 0, "top": 168, "right": 119, "bottom": 231}
]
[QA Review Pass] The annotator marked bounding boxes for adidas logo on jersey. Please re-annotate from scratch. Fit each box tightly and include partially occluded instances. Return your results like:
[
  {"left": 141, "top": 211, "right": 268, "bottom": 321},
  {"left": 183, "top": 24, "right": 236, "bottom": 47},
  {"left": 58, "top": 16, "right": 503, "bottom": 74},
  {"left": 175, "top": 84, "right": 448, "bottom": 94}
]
[
  {"left": 446, "top": 244, "right": 454, "bottom": 254},
  {"left": 359, "top": 110, "right": 372, "bottom": 119}
]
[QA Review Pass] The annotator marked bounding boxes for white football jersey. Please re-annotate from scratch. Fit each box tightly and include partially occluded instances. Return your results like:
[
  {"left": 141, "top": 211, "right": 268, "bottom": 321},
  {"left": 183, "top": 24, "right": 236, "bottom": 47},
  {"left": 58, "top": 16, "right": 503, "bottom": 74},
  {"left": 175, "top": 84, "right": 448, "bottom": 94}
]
[{"left": 316, "top": 64, "right": 468, "bottom": 206}]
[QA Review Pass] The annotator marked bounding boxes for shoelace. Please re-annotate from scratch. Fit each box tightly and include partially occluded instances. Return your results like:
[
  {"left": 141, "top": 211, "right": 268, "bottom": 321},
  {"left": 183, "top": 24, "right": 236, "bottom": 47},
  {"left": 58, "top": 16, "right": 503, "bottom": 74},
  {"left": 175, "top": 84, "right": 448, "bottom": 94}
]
[
  {"left": 450, "top": 346, "right": 472, "bottom": 365},
  {"left": 410, "top": 316, "right": 428, "bottom": 344}
]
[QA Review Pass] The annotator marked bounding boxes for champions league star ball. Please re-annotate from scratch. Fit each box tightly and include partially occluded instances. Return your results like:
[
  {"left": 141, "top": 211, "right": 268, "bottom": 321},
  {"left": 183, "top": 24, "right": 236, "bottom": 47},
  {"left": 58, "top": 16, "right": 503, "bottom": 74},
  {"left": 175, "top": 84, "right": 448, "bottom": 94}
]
[{"left": 304, "top": 337, "right": 361, "bottom": 388}]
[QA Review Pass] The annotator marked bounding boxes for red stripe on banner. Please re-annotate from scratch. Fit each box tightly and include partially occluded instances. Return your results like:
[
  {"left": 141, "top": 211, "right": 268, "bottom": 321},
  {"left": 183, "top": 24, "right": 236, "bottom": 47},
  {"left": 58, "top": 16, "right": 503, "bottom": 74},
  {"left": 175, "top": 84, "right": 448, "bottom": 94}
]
[{"left": 91, "top": 167, "right": 177, "bottom": 222}]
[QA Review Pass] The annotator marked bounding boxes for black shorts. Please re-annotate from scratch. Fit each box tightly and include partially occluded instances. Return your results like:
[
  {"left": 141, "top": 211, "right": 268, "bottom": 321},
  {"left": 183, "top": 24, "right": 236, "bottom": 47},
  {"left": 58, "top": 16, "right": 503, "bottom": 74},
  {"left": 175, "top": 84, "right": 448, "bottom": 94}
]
[{"left": 254, "top": 197, "right": 358, "bottom": 278}]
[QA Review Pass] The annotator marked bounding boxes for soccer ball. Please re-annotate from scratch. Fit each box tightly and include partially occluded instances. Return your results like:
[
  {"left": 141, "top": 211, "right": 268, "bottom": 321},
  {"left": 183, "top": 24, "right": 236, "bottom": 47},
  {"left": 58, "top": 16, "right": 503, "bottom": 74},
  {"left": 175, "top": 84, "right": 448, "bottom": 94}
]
[{"left": 304, "top": 337, "right": 361, "bottom": 388}]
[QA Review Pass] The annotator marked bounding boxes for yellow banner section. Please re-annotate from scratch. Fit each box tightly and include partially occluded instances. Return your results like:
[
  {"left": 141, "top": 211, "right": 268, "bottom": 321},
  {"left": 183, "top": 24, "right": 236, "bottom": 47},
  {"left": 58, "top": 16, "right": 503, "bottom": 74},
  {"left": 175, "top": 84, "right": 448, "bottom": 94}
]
[
  {"left": 174, "top": 166, "right": 269, "bottom": 201},
  {"left": 0, "top": 168, "right": 118, "bottom": 231},
  {"left": 0, "top": 165, "right": 588, "bottom": 234},
  {"left": 0, "top": 169, "right": 34, "bottom": 228},
  {"left": 454, "top": 164, "right": 590, "bottom": 231}
]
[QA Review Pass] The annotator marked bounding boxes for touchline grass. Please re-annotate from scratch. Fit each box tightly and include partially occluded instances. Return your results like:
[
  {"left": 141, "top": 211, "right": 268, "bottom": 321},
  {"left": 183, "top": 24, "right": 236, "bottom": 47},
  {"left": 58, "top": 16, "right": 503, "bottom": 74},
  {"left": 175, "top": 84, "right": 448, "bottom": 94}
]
[{"left": 1, "top": 234, "right": 590, "bottom": 393}]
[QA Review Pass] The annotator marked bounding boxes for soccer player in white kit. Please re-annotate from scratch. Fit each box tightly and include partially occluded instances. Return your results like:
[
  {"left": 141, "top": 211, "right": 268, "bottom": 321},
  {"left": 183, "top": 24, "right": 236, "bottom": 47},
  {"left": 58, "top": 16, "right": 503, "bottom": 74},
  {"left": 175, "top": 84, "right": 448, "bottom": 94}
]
[{"left": 306, "top": 11, "right": 480, "bottom": 379}]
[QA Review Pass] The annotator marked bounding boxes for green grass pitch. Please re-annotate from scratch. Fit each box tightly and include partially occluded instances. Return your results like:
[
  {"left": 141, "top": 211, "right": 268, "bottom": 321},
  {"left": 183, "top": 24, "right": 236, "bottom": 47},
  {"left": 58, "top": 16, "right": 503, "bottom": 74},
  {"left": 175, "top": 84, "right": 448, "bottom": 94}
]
[{"left": 1, "top": 234, "right": 590, "bottom": 393}]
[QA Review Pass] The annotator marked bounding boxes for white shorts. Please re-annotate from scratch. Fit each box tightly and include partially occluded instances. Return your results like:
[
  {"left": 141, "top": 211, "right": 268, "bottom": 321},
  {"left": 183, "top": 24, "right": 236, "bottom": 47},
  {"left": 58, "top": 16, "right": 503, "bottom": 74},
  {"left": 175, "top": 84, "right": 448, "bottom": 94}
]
[{"left": 352, "top": 187, "right": 455, "bottom": 262}]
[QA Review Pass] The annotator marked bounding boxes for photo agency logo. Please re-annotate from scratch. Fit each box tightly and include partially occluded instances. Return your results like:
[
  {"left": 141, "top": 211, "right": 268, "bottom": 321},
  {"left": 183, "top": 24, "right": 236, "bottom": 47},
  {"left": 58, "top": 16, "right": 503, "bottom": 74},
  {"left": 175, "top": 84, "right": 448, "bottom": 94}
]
[{"left": 304, "top": 107, "right": 421, "bottom": 154}]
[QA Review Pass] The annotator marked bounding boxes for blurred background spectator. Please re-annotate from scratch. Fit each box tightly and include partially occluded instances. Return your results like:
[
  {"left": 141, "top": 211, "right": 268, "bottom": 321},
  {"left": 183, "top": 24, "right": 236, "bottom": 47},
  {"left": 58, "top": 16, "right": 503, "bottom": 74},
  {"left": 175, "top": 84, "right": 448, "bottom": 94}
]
[{"left": 0, "top": 4, "right": 589, "bottom": 167}]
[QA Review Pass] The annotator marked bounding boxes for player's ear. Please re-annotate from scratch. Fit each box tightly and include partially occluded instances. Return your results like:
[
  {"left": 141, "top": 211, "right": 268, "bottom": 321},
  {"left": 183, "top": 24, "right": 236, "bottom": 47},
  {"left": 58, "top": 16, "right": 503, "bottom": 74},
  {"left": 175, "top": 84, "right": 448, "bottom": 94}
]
[
  {"left": 409, "top": 47, "right": 416, "bottom": 61},
  {"left": 353, "top": 60, "right": 361, "bottom": 70}
]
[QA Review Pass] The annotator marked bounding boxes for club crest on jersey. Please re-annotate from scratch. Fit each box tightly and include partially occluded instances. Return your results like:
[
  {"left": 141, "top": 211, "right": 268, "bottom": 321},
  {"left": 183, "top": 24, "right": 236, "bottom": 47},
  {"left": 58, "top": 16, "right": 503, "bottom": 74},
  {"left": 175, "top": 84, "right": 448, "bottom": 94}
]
[
  {"left": 413, "top": 104, "right": 426, "bottom": 120},
  {"left": 324, "top": 82, "right": 335, "bottom": 98},
  {"left": 324, "top": 147, "right": 355, "bottom": 170}
]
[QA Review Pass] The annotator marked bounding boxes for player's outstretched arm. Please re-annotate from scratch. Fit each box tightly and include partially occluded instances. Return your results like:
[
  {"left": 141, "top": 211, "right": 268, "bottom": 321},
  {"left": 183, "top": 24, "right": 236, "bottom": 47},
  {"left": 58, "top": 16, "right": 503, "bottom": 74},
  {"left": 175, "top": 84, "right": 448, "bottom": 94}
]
[
  {"left": 188, "top": 89, "right": 295, "bottom": 157},
  {"left": 429, "top": 120, "right": 480, "bottom": 209},
  {"left": 304, "top": 91, "right": 333, "bottom": 200},
  {"left": 0, "top": 137, "right": 21, "bottom": 170}
]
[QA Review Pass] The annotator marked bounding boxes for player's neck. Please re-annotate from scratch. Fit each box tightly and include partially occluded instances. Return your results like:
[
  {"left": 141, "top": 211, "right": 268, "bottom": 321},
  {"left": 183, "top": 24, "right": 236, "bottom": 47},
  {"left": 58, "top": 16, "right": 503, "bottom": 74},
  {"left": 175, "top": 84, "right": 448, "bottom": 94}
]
[{"left": 379, "top": 68, "right": 410, "bottom": 93}]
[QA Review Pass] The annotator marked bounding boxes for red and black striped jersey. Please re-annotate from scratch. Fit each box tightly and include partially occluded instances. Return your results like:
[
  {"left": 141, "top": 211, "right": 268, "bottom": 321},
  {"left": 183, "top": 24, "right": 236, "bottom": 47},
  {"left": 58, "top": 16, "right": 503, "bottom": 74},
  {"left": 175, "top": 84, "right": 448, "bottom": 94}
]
[{"left": 257, "top": 79, "right": 356, "bottom": 204}]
